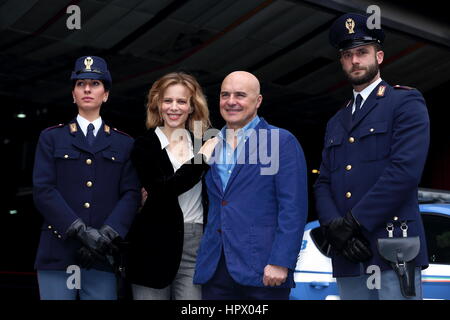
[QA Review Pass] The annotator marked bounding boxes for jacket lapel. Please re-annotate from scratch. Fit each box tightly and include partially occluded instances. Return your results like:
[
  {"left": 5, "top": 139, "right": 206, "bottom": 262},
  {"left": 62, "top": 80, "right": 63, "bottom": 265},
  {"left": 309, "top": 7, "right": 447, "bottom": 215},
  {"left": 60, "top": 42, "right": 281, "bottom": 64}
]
[
  {"left": 90, "top": 123, "right": 112, "bottom": 154},
  {"left": 69, "top": 120, "right": 92, "bottom": 153},
  {"left": 351, "top": 81, "right": 387, "bottom": 130},
  {"left": 69, "top": 120, "right": 112, "bottom": 154},
  {"left": 223, "top": 118, "right": 268, "bottom": 195},
  {"left": 209, "top": 141, "right": 224, "bottom": 195},
  {"left": 338, "top": 99, "right": 353, "bottom": 133}
]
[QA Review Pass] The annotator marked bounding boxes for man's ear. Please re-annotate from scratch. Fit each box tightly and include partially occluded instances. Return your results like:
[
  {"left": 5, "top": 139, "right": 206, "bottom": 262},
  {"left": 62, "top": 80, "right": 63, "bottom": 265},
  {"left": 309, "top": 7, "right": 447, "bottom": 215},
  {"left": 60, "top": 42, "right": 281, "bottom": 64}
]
[
  {"left": 256, "top": 94, "right": 263, "bottom": 109},
  {"left": 376, "top": 50, "right": 384, "bottom": 65}
]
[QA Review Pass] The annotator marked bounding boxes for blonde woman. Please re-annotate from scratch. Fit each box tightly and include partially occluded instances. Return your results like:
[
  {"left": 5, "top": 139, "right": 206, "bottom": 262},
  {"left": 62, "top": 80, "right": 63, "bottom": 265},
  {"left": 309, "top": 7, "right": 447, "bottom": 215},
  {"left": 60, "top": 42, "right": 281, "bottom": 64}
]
[{"left": 126, "top": 72, "right": 213, "bottom": 300}]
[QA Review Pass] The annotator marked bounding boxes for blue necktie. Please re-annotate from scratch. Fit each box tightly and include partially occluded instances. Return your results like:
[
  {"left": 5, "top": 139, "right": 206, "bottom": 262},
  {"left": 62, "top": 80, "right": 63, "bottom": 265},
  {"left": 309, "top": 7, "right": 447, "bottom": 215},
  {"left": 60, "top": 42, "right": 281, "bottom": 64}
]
[
  {"left": 86, "top": 123, "right": 95, "bottom": 146},
  {"left": 352, "top": 94, "right": 363, "bottom": 121}
]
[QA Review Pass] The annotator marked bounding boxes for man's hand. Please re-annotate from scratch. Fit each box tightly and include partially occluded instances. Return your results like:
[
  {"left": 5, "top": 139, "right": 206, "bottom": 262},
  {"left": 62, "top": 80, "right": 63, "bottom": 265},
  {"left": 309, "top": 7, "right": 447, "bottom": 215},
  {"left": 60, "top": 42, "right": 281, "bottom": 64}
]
[
  {"left": 342, "top": 236, "right": 372, "bottom": 263},
  {"left": 324, "top": 211, "right": 360, "bottom": 251},
  {"left": 263, "top": 265, "right": 288, "bottom": 287}
]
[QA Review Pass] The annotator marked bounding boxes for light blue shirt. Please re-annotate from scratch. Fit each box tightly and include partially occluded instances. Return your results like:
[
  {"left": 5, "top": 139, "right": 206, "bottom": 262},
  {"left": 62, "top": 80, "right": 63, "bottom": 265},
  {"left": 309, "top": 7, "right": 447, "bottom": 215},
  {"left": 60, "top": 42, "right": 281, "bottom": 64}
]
[{"left": 216, "top": 116, "right": 260, "bottom": 191}]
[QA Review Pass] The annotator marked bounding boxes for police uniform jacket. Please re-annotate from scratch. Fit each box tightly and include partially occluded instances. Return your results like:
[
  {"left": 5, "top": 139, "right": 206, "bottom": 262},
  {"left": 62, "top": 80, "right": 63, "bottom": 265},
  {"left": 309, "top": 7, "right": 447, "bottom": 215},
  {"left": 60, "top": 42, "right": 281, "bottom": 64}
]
[
  {"left": 125, "top": 128, "right": 209, "bottom": 289},
  {"left": 33, "top": 119, "right": 141, "bottom": 271},
  {"left": 314, "top": 81, "right": 430, "bottom": 277}
]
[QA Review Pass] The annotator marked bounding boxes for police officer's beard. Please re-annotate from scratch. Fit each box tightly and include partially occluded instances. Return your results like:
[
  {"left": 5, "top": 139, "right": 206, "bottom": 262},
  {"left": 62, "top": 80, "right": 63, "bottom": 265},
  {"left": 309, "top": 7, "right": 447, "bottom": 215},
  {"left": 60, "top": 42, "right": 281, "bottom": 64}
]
[{"left": 345, "top": 60, "right": 379, "bottom": 86}]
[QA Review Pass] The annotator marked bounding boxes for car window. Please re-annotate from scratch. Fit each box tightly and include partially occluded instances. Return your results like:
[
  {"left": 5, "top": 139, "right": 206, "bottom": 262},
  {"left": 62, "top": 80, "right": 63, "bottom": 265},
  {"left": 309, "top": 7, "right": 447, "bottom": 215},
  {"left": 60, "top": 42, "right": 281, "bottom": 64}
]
[
  {"left": 422, "top": 213, "right": 450, "bottom": 264},
  {"left": 310, "top": 227, "right": 332, "bottom": 258}
]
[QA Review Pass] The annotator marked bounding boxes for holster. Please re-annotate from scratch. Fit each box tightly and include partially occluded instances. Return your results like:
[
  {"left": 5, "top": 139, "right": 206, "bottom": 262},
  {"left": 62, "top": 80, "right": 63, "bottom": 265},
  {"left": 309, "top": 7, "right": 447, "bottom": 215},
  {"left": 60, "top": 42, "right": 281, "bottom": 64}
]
[
  {"left": 111, "top": 239, "right": 132, "bottom": 300},
  {"left": 377, "top": 236, "right": 420, "bottom": 298}
]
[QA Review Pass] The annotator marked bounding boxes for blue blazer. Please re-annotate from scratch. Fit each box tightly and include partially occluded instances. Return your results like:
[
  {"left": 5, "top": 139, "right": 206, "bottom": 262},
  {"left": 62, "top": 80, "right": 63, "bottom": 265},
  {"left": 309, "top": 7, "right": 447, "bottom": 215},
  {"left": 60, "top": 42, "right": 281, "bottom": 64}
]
[
  {"left": 314, "top": 81, "right": 430, "bottom": 277},
  {"left": 33, "top": 120, "right": 140, "bottom": 271},
  {"left": 194, "top": 118, "right": 308, "bottom": 288}
]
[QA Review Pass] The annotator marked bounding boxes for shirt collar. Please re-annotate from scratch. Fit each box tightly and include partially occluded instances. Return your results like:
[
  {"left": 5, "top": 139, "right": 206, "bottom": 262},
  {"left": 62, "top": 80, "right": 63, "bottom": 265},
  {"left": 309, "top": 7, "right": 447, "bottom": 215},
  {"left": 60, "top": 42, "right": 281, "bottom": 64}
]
[
  {"left": 155, "top": 126, "right": 193, "bottom": 150},
  {"left": 155, "top": 127, "right": 169, "bottom": 150},
  {"left": 76, "top": 114, "right": 102, "bottom": 137},
  {"left": 353, "top": 77, "right": 383, "bottom": 103},
  {"left": 218, "top": 115, "right": 261, "bottom": 141}
]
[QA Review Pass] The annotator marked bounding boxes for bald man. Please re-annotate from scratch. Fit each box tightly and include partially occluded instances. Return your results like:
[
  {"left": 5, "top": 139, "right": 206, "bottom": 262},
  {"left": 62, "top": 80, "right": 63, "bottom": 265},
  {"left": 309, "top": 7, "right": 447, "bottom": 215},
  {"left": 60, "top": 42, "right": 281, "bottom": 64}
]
[{"left": 193, "top": 71, "right": 308, "bottom": 300}]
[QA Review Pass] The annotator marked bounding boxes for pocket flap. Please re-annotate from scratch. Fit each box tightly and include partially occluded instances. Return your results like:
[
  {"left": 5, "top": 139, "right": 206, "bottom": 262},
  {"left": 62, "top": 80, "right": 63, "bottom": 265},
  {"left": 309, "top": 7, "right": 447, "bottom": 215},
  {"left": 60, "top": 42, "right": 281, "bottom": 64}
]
[
  {"left": 358, "top": 121, "right": 388, "bottom": 138},
  {"left": 325, "top": 134, "right": 343, "bottom": 148},
  {"left": 54, "top": 149, "right": 80, "bottom": 159},
  {"left": 102, "top": 150, "right": 124, "bottom": 163}
]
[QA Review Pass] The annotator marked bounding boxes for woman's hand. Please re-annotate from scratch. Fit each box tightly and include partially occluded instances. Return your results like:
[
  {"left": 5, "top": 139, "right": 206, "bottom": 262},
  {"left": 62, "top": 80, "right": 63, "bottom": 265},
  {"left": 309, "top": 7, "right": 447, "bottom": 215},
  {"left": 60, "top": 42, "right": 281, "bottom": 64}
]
[
  {"left": 199, "top": 137, "right": 219, "bottom": 162},
  {"left": 140, "top": 187, "right": 148, "bottom": 207}
]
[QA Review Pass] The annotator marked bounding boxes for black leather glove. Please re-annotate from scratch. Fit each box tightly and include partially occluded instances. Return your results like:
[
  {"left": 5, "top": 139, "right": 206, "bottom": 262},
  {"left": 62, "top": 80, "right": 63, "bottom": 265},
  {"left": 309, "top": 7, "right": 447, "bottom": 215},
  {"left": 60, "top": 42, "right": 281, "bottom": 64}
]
[
  {"left": 325, "top": 211, "right": 360, "bottom": 251},
  {"left": 342, "top": 236, "right": 373, "bottom": 263},
  {"left": 67, "top": 219, "right": 109, "bottom": 255},
  {"left": 99, "top": 224, "right": 120, "bottom": 255},
  {"left": 76, "top": 246, "right": 106, "bottom": 269}
]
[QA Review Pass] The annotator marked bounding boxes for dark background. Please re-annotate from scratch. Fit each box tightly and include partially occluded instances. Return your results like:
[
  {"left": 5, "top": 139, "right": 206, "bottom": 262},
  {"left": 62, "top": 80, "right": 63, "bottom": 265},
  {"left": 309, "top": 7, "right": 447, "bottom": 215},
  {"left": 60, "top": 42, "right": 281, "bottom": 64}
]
[{"left": 0, "top": 0, "right": 449, "bottom": 298}]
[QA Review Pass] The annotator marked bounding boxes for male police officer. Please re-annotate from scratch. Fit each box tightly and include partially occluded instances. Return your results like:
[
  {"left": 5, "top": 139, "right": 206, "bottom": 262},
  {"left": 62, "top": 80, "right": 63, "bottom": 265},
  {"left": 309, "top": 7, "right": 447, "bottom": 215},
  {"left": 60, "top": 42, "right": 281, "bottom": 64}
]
[
  {"left": 314, "top": 13, "right": 430, "bottom": 300},
  {"left": 33, "top": 56, "right": 140, "bottom": 299}
]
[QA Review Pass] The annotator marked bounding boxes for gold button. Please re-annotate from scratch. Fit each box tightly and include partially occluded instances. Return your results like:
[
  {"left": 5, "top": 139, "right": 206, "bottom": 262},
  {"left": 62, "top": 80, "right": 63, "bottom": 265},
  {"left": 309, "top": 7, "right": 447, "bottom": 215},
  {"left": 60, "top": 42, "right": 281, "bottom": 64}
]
[
  {"left": 346, "top": 192, "right": 352, "bottom": 198},
  {"left": 48, "top": 225, "right": 52, "bottom": 230},
  {"left": 58, "top": 235, "right": 62, "bottom": 239},
  {"left": 393, "top": 216, "right": 399, "bottom": 221},
  {"left": 64, "top": 154, "right": 69, "bottom": 159},
  {"left": 53, "top": 230, "right": 58, "bottom": 235},
  {"left": 84, "top": 202, "right": 90, "bottom": 209},
  {"left": 86, "top": 159, "right": 92, "bottom": 165},
  {"left": 346, "top": 165, "right": 352, "bottom": 171},
  {"left": 370, "top": 128, "right": 375, "bottom": 133},
  {"left": 111, "top": 157, "right": 116, "bottom": 161},
  {"left": 348, "top": 137, "right": 355, "bottom": 143},
  {"left": 86, "top": 181, "right": 93, "bottom": 187}
]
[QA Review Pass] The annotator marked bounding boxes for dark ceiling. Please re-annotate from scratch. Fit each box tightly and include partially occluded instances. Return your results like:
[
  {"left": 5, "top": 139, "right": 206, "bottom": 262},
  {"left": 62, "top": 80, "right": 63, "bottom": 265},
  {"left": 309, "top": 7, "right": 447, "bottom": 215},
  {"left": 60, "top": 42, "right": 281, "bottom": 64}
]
[{"left": 0, "top": 0, "right": 449, "bottom": 214}]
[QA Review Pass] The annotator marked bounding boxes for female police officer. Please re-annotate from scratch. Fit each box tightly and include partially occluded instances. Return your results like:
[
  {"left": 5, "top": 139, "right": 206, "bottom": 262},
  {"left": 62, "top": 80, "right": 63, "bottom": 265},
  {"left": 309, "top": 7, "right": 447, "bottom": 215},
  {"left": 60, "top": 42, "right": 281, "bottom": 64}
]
[{"left": 32, "top": 56, "right": 140, "bottom": 300}]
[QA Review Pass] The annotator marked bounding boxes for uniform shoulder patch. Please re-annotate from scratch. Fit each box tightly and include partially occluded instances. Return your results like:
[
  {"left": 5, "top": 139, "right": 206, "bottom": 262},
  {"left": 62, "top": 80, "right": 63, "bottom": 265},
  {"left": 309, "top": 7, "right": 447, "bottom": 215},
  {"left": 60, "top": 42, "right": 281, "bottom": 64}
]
[
  {"left": 112, "top": 127, "right": 132, "bottom": 138},
  {"left": 394, "top": 85, "right": 415, "bottom": 90},
  {"left": 43, "top": 123, "right": 64, "bottom": 132}
]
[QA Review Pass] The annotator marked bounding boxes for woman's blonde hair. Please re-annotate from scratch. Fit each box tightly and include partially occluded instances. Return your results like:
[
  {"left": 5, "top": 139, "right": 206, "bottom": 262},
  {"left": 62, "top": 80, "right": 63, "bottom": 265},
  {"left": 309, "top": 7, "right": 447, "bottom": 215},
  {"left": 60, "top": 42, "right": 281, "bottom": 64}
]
[{"left": 146, "top": 72, "right": 211, "bottom": 137}]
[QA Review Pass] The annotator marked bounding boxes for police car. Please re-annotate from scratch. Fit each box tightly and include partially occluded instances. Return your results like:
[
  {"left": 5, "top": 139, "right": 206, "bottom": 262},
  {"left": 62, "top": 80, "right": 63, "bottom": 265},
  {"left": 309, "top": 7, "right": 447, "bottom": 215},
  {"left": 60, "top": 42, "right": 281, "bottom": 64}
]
[{"left": 291, "top": 188, "right": 450, "bottom": 300}]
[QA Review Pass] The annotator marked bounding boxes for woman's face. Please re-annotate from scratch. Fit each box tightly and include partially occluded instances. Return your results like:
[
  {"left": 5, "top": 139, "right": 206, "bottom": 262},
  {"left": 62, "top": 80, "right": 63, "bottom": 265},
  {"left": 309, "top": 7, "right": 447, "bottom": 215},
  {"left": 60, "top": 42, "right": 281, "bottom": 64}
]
[
  {"left": 160, "top": 84, "right": 192, "bottom": 130},
  {"left": 72, "top": 79, "right": 108, "bottom": 112}
]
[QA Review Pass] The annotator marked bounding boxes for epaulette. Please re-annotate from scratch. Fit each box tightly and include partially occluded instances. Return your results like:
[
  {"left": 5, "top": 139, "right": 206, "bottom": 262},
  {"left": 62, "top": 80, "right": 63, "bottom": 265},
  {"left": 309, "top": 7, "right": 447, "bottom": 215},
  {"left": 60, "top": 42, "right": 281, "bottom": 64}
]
[
  {"left": 43, "top": 123, "right": 64, "bottom": 132},
  {"left": 112, "top": 127, "right": 132, "bottom": 138},
  {"left": 394, "top": 85, "right": 415, "bottom": 90}
]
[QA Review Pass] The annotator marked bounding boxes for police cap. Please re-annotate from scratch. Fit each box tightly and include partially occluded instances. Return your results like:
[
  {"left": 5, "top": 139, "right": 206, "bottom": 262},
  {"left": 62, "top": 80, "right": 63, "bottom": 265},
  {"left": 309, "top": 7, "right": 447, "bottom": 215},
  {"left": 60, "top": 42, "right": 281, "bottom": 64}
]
[
  {"left": 70, "top": 56, "right": 112, "bottom": 87},
  {"left": 329, "top": 13, "right": 385, "bottom": 51}
]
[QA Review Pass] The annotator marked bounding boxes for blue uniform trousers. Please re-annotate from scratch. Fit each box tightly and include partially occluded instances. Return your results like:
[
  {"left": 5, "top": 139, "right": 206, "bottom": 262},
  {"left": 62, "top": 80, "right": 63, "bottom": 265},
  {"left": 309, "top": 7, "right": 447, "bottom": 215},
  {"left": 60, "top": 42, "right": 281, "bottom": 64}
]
[
  {"left": 337, "top": 266, "right": 422, "bottom": 300},
  {"left": 37, "top": 269, "right": 117, "bottom": 300}
]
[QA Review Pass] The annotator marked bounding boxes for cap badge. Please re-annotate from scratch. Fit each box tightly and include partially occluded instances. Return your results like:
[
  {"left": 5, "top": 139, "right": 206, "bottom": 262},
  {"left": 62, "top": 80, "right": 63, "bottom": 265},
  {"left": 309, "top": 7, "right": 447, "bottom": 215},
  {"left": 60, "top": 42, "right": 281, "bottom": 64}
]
[
  {"left": 345, "top": 18, "right": 355, "bottom": 34},
  {"left": 84, "top": 57, "right": 93, "bottom": 71}
]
